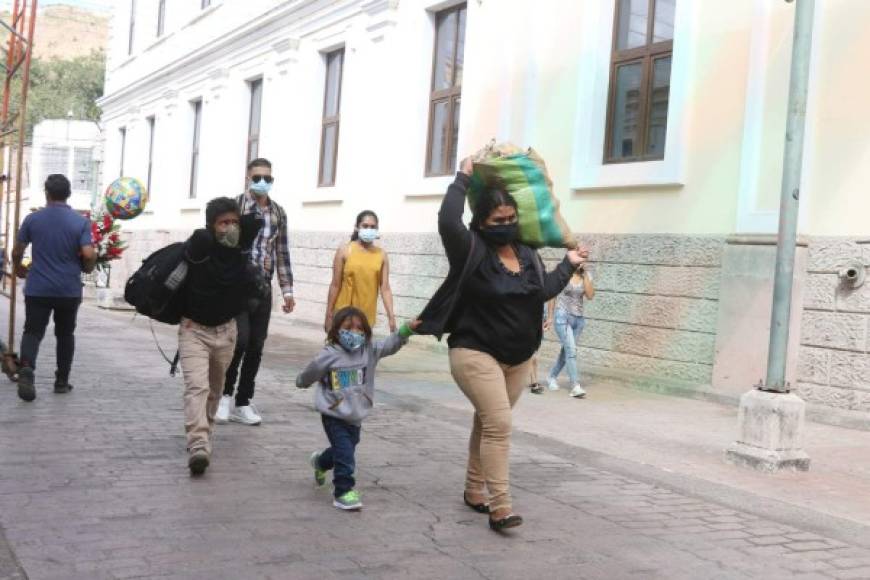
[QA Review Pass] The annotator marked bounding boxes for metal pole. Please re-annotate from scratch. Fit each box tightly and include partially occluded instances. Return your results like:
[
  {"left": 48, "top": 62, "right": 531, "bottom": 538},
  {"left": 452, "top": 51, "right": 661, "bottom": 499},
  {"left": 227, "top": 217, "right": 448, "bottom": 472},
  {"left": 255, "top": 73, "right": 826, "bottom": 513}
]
[
  {"left": 0, "top": 0, "right": 22, "bottom": 289},
  {"left": 8, "top": 0, "right": 37, "bottom": 351},
  {"left": 763, "top": 0, "right": 815, "bottom": 393}
]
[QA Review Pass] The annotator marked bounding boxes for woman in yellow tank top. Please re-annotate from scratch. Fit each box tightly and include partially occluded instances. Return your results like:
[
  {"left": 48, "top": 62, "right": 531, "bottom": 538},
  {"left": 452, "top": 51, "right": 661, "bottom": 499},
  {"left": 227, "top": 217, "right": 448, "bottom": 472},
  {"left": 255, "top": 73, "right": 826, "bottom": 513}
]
[{"left": 325, "top": 211, "right": 397, "bottom": 333}]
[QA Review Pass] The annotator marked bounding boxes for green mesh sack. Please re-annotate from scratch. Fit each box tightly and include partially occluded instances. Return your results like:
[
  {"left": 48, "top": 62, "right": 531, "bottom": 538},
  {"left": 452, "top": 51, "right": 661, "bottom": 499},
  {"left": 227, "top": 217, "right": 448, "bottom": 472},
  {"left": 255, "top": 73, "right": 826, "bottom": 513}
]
[{"left": 467, "top": 142, "right": 574, "bottom": 249}]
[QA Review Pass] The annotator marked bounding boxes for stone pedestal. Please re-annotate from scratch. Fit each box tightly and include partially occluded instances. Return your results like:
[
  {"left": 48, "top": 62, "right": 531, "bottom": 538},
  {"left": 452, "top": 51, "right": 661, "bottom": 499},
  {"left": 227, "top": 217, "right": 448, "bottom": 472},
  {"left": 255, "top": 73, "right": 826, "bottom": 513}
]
[{"left": 726, "top": 389, "right": 811, "bottom": 472}]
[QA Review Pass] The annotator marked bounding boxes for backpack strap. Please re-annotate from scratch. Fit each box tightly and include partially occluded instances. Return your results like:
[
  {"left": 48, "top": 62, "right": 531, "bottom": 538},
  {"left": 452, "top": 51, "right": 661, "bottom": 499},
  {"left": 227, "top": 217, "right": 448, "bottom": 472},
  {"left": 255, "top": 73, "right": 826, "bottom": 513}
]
[
  {"left": 170, "top": 351, "right": 180, "bottom": 377},
  {"left": 148, "top": 319, "right": 182, "bottom": 376}
]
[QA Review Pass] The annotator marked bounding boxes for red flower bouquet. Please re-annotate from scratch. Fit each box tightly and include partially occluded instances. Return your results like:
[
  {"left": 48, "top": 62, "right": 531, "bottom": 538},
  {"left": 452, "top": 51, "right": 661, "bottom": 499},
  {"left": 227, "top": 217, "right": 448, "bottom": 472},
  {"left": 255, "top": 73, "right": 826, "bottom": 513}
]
[{"left": 90, "top": 211, "right": 127, "bottom": 266}]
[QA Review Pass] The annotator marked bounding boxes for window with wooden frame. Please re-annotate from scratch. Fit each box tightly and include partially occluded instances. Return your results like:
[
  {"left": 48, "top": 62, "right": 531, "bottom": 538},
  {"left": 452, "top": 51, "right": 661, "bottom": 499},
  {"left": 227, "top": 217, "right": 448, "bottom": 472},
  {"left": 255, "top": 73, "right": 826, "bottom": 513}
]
[
  {"left": 604, "top": 0, "right": 674, "bottom": 163},
  {"left": 128, "top": 0, "right": 136, "bottom": 55},
  {"left": 425, "top": 3, "right": 466, "bottom": 177},
  {"left": 119, "top": 127, "right": 126, "bottom": 177},
  {"left": 157, "top": 0, "right": 166, "bottom": 37},
  {"left": 318, "top": 49, "right": 344, "bottom": 187},
  {"left": 189, "top": 100, "right": 202, "bottom": 199},
  {"left": 246, "top": 78, "right": 263, "bottom": 166},
  {"left": 146, "top": 116, "right": 155, "bottom": 194}
]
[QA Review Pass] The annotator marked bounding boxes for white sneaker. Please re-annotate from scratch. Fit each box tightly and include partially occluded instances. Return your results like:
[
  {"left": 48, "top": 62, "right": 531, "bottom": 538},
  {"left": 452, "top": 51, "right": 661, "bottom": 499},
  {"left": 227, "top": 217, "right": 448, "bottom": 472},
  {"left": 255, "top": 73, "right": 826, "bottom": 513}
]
[
  {"left": 216, "top": 395, "right": 232, "bottom": 424},
  {"left": 570, "top": 385, "right": 587, "bottom": 399},
  {"left": 229, "top": 404, "right": 262, "bottom": 426},
  {"left": 547, "top": 378, "right": 560, "bottom": 391}
]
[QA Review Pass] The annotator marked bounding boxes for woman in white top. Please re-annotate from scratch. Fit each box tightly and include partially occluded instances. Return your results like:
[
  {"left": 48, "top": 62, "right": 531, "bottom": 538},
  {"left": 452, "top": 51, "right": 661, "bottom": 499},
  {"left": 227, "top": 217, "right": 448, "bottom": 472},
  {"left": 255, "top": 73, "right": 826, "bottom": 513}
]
[{"left": 545, "top": 267, "right": 594, "bottom": 398}]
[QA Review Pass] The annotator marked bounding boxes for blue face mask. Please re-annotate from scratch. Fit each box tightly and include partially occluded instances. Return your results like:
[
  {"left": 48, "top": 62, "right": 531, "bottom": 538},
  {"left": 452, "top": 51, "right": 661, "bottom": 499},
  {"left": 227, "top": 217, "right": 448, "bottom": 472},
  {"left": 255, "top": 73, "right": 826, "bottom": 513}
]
[
  {"left": 250, "top": 180, "right": 272, "bottom": 197},
  {"left": 358, "top": 228, "right": 379, "bottom": 244},
  {"left": 338, "top": 329, "right": 366, "bottom": 352}
]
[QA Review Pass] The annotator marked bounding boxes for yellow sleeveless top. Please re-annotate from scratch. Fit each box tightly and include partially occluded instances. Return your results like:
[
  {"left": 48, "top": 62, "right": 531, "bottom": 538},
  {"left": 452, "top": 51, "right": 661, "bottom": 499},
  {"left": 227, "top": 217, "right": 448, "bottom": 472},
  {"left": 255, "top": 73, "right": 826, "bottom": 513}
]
[{"left": 334, "top": 241, "right": 384, "bottom": 326}]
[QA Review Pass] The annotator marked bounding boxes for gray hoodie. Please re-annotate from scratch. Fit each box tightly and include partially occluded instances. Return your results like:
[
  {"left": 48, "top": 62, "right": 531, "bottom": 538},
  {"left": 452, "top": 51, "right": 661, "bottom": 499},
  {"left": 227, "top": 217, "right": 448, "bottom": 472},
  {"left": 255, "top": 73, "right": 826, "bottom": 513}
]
[{"left": 295, "top": 332, "right": 407, "bottom": 426}]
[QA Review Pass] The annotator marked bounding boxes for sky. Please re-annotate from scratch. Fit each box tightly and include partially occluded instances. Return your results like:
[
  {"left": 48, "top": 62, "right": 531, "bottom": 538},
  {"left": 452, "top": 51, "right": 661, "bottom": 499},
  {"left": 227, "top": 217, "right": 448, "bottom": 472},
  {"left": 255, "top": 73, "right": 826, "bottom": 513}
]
[{"left": 1, "top": 0, "right": 112, "bottom": 13}]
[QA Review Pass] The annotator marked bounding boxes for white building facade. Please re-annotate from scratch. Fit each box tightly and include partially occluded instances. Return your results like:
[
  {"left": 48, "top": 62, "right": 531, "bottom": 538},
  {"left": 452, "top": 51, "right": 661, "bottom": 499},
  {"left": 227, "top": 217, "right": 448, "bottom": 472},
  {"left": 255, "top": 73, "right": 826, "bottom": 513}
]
[{"left": 99, "top": 0, "right": 870, "bottom": 425}]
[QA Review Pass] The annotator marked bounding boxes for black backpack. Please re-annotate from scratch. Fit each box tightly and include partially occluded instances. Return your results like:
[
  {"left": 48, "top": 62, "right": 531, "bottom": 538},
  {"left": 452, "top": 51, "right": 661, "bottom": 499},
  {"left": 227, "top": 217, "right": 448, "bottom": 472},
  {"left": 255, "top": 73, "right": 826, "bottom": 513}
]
[{"left": 124, "top": 242, "right": 188, "bottom": 325}]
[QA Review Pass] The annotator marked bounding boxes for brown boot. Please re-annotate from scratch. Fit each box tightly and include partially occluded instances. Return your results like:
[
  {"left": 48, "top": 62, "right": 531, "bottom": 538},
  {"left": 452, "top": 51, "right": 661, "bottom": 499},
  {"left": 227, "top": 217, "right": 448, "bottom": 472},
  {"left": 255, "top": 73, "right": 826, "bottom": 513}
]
[{"left": 188, "top": 449, "right": 210, "bottom": 476}]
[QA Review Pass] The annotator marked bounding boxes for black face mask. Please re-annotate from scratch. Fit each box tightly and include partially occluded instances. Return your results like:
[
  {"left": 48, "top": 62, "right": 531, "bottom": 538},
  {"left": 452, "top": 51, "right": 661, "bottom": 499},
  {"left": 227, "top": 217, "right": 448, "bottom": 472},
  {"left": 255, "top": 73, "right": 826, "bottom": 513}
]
[{"left": 480, "top": 223, "right": 519, "bottom": 246}]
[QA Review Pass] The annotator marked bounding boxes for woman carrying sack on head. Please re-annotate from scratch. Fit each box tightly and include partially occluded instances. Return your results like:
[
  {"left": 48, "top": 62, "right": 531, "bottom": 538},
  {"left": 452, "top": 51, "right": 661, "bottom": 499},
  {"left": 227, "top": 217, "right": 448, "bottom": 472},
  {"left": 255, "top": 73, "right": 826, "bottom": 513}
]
[
  {"left": 416, "top": 158, "right": 588, "bottom": 531},
  {"left": 325, "top": 211, "right": 398, "bottom": 334}
]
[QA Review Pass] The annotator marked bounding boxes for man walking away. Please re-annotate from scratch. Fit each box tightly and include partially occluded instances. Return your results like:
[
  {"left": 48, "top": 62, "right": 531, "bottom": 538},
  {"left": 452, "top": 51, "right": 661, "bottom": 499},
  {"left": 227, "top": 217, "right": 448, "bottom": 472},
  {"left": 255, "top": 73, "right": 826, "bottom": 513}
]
[
  {"left": 218, "top": 158, "right": 295, "bottom": 426},
  {"left": 12, "top": 174, "right": 96, "bottom": 402}
]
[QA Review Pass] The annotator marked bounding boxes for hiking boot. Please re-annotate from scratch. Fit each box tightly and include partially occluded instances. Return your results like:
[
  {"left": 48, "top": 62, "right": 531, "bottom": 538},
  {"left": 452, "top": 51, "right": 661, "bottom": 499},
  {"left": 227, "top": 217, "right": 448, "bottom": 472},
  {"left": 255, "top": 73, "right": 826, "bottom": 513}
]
[
  {"left": 229, "top": 404, "right": 261, "bottom": 426},
  {"left": 309, "top": 451, "right": 327, "bottom": 487},
  {"left": 17, "top": 367, "right": 35, "bottom": 402},
  {"left": 333, "top": 490, "right": 363, "bottom": 510},
  {"left": 188, "top": 449, "right": 210, "bottom": 476},
  {"left": 215, "top": 395, "right": 232, "bottom": 424}
]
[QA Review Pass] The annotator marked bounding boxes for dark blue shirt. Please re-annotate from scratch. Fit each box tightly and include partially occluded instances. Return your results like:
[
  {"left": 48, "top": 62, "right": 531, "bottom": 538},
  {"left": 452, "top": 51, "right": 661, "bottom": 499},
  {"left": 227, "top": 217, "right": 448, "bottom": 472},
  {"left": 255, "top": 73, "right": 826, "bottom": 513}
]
[{"left": 18, "top": 202, "right": 92, "bottom": 298}]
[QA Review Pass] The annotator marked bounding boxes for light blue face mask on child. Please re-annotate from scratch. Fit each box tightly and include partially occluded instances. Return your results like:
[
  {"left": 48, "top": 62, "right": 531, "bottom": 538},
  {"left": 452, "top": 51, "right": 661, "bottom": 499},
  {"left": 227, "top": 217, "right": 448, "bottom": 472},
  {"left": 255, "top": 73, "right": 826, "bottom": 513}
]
[{"left": 338, "top": 329, "right": 366, "bottom": 352}]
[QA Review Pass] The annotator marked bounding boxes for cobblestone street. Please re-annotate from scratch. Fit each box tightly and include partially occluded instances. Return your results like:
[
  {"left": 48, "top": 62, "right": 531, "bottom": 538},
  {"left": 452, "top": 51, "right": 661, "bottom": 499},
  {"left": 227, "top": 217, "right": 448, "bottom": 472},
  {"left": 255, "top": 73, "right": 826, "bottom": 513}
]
[{"left": 2, "top": 303, "right": 870, "bottom": 580}]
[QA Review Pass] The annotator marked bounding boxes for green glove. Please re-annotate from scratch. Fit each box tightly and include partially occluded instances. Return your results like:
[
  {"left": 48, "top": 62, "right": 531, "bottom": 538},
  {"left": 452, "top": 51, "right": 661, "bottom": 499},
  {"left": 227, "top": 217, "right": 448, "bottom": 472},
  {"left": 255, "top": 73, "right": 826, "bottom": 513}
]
[{"left": 398, "top": 322, "right": 415, "bottom": 339}]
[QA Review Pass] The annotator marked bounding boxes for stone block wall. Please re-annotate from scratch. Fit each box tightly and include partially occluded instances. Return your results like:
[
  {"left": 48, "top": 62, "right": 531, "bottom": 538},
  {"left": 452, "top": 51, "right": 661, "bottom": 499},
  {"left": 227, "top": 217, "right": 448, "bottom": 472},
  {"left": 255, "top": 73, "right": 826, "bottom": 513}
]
[
  {"left": 542, "top": 235, "right": 725, "bottom": 387},
  {"left": 104, "top": 229, "right": 726, "bottom": 389},
  {"left": 293, "top": 232, "right": 725, "bottom": 387},
  {"left": 103, "top": 228, "right": 870, "bottom": 422},
  {"left": 796, "top": 238, "right": 870, "bottom": 414}
]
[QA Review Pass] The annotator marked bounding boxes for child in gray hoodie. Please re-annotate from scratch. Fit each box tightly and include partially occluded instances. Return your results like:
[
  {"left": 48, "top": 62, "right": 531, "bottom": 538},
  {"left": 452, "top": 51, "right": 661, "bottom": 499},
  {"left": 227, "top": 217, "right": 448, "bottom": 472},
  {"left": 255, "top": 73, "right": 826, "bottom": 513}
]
[{"left": 296, "top": 306, "right": 418, "bottom": 510}]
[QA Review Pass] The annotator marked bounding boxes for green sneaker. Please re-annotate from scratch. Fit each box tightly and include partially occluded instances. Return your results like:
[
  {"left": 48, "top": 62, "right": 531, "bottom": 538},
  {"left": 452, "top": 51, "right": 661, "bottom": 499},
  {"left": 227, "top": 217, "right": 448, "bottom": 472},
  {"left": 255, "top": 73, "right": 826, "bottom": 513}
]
[
  {"left": 333, "top": 490, "right": 363, "bottom": 510},
  {"left": 309, "top": 451, "right": 327, "bottom": 487}
]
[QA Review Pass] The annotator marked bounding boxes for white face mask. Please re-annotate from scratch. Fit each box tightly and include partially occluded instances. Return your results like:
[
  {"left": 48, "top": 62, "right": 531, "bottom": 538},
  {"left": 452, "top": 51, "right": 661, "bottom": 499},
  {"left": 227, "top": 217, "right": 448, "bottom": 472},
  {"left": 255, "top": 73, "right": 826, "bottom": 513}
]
[{"left": 358, "top": 228, "right": 379, "bottom": 244}]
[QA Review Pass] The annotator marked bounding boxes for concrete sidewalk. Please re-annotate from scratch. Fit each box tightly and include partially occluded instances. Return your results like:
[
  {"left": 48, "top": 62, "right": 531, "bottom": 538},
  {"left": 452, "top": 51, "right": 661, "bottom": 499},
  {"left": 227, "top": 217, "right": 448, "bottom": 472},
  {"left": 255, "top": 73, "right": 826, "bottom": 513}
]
[{"left": 2, "top": 301, "right": 870, "bottom": 579}]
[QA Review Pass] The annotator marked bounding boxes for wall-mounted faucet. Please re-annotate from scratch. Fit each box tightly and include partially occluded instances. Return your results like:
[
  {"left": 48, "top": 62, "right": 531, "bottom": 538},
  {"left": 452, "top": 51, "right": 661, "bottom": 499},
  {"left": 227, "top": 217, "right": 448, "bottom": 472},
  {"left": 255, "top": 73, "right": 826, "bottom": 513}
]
[{"left": 839, "top": 261, "right": 866, "bottom": 288}]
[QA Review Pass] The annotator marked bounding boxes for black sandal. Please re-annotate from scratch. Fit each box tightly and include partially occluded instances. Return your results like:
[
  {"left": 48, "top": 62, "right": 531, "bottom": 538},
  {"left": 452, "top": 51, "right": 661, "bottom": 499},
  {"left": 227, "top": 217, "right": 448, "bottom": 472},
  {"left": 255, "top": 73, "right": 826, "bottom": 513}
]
[
  {"left": 489, "top": 513, "right": 523, "bottom": 531},
  {"left": 463, "top": 492, "right": 490, "bottom": 514}
]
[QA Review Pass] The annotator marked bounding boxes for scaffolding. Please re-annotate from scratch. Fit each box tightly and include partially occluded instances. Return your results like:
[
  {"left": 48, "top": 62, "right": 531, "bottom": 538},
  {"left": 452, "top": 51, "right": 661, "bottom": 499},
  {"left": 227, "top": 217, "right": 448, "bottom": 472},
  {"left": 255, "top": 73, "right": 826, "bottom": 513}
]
[{"left": 0, "top": 0, "right": 38, "bottom": 378}]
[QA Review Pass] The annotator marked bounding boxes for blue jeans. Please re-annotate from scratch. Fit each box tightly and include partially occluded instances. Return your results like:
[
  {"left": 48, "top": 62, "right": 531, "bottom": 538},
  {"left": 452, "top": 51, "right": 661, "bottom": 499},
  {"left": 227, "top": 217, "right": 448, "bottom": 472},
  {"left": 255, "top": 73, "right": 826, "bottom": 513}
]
[
  {"left": 548, "top": 310, "right": 586, "bottom": 385},
  {"left": 316, "top": 414, "right": 361, "bottom": 498}
]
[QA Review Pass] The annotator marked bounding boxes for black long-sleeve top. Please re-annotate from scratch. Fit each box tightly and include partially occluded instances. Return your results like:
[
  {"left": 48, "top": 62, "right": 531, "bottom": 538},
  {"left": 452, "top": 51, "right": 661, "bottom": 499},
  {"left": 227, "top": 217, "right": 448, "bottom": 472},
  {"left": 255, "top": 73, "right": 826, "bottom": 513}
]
[
  {"left": 418, "top": 173, "right": 574, "bottom": 363},
  {"left": 449, "top": 246, "right": 572, "bottom": 365},
  {"left": 181, "top": 228, "right": 265, "bottom": 327}
]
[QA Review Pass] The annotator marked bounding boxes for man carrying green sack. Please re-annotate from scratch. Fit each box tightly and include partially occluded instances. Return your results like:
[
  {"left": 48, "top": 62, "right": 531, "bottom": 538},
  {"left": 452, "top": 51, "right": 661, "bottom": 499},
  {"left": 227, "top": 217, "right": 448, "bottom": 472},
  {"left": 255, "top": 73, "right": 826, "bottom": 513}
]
[{"left": 468, "top": 142, "right": 575, "bottom": 249}]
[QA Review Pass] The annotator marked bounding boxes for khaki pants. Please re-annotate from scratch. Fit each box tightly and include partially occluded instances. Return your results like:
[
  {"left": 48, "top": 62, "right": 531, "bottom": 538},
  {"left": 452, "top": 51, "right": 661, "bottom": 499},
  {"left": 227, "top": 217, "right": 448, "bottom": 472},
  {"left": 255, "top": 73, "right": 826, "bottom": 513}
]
[
  {"left": 449, "top": 348, "right": 534, "bottom": 512},
  {"left": 179, "top": 318, "right": 237, "bottom": 454}
]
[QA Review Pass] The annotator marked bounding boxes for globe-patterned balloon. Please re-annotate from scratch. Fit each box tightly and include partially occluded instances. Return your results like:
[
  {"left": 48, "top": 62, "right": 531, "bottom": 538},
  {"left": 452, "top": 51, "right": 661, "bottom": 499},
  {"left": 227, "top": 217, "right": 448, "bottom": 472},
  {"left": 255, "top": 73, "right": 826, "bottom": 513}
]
[{"left": 104, "top": 177, "right": 148, "bottom": 220}]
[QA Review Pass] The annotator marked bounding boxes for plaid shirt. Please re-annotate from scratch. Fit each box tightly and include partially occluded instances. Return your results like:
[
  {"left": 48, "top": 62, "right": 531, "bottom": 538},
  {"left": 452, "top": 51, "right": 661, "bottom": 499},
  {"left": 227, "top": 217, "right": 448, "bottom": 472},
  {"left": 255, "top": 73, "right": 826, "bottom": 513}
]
[{"left": 237, "top": 193, "right": 294, "bottom": 295}]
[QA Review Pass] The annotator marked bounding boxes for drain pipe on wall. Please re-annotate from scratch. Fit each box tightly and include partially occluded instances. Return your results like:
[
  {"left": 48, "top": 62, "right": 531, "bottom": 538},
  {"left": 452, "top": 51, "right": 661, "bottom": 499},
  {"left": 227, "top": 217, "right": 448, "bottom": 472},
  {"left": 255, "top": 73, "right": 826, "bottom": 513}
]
[{"left": 726, "top": 0, "right": 814, "bottom": 472}]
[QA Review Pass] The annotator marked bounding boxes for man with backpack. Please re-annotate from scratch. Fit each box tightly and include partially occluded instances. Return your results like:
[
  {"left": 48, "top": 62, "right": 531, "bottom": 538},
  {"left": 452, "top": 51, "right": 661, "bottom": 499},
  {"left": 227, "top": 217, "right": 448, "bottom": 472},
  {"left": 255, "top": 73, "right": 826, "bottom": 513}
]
[
  {"left": 178, "top": 197, "right": 266, "bottom": 475},
  {"left": 12, "top": 174, "right": 96, "bottom": 402},
  {"left": 218, "top": 157, "right": 295, "bottom": 426}
]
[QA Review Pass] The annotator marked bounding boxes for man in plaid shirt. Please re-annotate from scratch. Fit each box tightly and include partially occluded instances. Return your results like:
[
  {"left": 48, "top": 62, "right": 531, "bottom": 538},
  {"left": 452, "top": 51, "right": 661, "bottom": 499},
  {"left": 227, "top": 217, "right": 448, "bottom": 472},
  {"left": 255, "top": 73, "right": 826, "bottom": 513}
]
[{"left": 218, "top": 158, "right": 295, "bottom": 426}]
